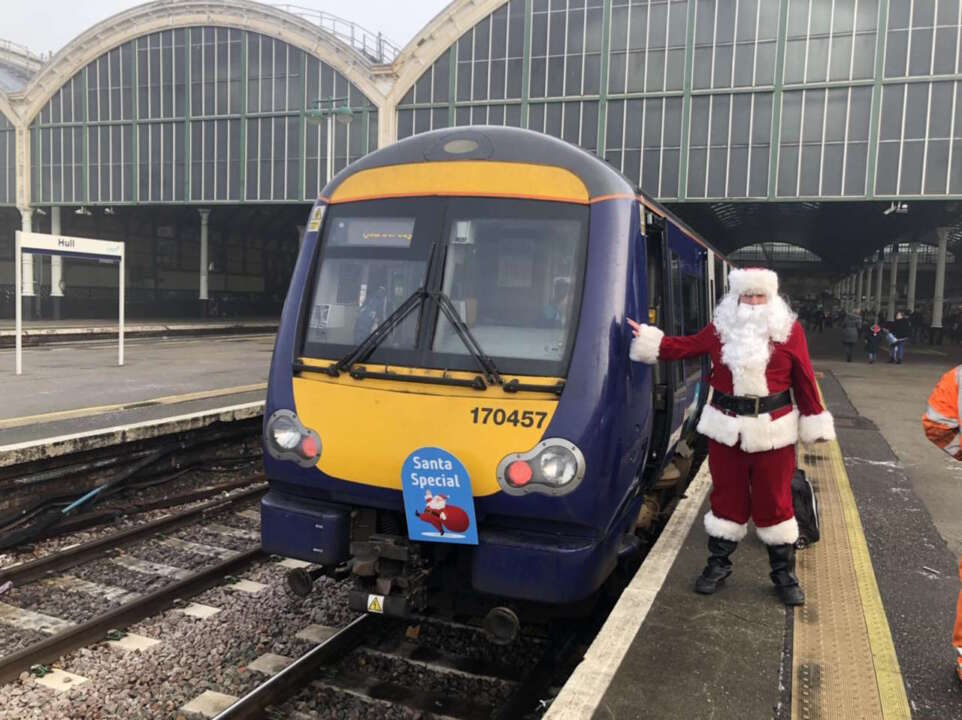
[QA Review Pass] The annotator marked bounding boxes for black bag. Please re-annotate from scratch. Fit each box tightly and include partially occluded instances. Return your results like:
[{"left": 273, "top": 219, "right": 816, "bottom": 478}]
[{"left": 792, "top": 469, "right": 820, "bottom": 548}]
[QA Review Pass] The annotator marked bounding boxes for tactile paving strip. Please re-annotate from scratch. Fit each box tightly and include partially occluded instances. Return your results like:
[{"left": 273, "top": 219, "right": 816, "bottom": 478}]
[{"left": 792, "top": 440, "right": 910, "bottom": 720}]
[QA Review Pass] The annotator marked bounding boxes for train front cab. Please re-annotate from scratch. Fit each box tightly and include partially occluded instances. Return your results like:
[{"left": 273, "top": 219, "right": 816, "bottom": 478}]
[{"left": 260, "top": 128, "right": 717, "bottom": 619}]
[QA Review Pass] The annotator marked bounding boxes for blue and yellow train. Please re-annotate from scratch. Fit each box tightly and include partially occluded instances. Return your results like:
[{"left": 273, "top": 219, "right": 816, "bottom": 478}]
[{"left": 261, "top": 126, "right": 727, "bottom": 631}]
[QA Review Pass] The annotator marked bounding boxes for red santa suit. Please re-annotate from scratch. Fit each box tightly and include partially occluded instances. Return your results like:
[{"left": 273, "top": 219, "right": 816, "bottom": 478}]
[{"left": 629, "top": 268, "right": 835, "bottom": 546}]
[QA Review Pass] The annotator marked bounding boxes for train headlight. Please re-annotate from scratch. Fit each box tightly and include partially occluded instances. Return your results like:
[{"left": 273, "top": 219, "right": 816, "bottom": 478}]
[
  {"left": 497, "top": 439, "right": 586, "bottom": 496},
  {"left": 539, "top": 447, "right": 578, "bottom": 486},
  {"left": 270, "top": 415, "right": 301, "bottom": 450},
  {"left": 265, "top": 410, "right": 321, "bottom": 467}
]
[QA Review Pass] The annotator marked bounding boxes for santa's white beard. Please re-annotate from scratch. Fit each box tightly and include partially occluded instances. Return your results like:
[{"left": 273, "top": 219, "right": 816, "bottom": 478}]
[{"left": 712, "top": 294, "right": 796, "bottom": 397}]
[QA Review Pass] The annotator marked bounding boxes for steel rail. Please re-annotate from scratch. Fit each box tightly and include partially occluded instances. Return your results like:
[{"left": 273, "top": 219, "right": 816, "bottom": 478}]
[
  {"left": 0, "top": 482, "right": 266, "bottom": 586},
  {"left": 494, "top": 625, "right": 583, "bottom": 720},
  {"left": 47, "top": 475, "right": 264, "bottom": 537},
  {"left": 212, "top": 614, "right": 376, "bottom": 720},
  {"left": 0, "top": 547, "right": 264, "bottom": 684}
]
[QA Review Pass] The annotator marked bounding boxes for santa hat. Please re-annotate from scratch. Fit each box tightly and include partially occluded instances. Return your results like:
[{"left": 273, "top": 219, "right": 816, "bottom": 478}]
[{"left": 728, "top": 267, "right": 779, "bottom": 298}]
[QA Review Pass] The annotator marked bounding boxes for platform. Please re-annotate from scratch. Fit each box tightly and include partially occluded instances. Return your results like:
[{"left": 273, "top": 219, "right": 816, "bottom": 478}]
[
  {"left": 548, "top": 331, "right": 962, "bottom": 720},
  {"left": 0, "top": 333, "right": 272, "bottom": 449},
  {"left": 0, "top": 317, "right": 277, "bottom": 347}
]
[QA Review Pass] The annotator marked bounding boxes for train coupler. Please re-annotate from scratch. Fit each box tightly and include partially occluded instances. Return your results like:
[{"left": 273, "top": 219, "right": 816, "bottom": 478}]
[{"left": 348, "top": 533, "right": 430, "bottom": 618}]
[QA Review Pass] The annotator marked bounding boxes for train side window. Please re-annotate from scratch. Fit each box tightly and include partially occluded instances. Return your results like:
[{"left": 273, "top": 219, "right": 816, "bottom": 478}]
[
  {"left": 669, "top": 252, "right": 684, "bottom": 387},
  {"left": 681, "top": 271, "right": 702, "bottom": 333}
]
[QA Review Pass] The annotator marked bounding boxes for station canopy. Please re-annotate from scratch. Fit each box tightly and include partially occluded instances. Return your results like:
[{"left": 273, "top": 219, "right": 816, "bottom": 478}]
[{"left": 668, "top": 200, "right": 962, "bottom": 270}]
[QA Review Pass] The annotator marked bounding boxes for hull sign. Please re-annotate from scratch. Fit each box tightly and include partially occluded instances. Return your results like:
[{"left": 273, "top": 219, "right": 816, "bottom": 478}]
[{"left": 401, "top": 448, "right": 478, "bottom": 545}]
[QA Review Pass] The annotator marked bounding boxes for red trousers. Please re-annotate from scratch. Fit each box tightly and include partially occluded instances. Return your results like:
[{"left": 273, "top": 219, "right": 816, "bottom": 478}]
[{"left": 707, "top": 439, "right": 796, "bottom": 529}]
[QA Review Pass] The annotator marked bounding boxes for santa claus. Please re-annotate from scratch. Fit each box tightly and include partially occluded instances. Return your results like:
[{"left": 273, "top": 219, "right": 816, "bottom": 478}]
[{"left": 628, "top": 267, "right": 834, "bottom": 606}]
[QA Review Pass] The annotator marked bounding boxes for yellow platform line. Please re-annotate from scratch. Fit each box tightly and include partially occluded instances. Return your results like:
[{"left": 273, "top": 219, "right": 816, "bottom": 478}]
[
  {"left": 0, "top": 383, "right": 267, "bottom": 430},
  {"left": 827, "top": 439, "right": 911, "bottom": 719},
  {"left": 792, "top": 437, "right": 910, "bottom": 720}
]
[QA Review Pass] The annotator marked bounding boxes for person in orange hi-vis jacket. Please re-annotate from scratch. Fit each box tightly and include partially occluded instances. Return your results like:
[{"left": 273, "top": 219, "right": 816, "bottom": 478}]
[{"left": 921, "top": 365, "right": 962, "bottom": 682}]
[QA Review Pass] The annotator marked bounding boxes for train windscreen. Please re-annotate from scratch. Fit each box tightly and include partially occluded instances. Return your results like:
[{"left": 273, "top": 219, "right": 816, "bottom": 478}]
[{"left": 301, "top": 197, "right": 587, "bottom": 377}]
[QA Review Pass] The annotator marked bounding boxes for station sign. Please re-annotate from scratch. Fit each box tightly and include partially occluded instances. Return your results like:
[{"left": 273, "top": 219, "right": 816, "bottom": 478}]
[
  {"left": 14, "top": 231, "right": 126, "bottom": 376},
  {"left": 18, "top": 231, "right": 123, "bottom": 262}
]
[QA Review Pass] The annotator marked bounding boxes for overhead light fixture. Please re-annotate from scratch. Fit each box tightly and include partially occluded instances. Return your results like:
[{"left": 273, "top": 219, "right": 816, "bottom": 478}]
[
  {"left": 883, "top": 201, "right": 909, "bottom": 216},
  {"left": 74, "top": 206, "right": 92, "bottom": 216},
  {"left": 33, "top": 208, "right": 47, "bottom": 216},
  {"left": 104, "top": 207, "right": 115, "bottom": 215}
]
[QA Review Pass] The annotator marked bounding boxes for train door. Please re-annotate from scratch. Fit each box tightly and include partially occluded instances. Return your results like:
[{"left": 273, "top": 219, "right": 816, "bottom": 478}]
[
  {"left": 642, "top": 213, "right": 673, "bottom": 474},
  {"left": 667, "top": 248, "right": 690, "bottom": 441}
]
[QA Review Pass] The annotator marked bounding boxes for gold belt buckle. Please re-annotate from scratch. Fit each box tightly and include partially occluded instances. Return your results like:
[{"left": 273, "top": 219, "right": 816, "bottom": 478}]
[{"left": 745, "top": 395, "right": 761, "bottom": 417}]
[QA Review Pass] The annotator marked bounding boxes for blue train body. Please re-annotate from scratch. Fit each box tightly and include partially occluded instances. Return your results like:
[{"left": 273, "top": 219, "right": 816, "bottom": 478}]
[{"left": 261, "top": 127, "right": 722, "bottom": 612}]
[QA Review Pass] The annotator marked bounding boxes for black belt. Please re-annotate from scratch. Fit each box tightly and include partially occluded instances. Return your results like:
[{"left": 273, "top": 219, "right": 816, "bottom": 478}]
[{"left": 711, "top": 390, "right": 792, "bottom": 417}]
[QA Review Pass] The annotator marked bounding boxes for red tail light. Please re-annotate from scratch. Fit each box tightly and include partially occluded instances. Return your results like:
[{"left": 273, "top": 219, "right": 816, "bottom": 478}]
[{"left": 506, "top": 460, "right": 533, "bottom": 487}]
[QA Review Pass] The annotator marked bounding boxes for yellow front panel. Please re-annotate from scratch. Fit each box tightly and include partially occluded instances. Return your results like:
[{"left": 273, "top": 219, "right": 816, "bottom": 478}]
[
  {"left": 292, "top": 369, "right": 561, "bottom": 497},
  {"left": 327, "top": 161, "right": 591, "bottom": 205}
]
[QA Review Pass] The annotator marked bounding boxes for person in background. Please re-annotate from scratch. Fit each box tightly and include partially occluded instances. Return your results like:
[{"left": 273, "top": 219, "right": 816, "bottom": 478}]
[
  {"left": 542, "top": 277, "right": 572, "bottom": 328},
  {"left": 889, "top": 311, "right": 911, "bottom": 364},
  {"left": 814, "top": 305, "right": 825, "bottom": 333},
  {"left": 921, "top": 367, "right": 962, "bottom": 683},
  {"left": 911, "top": 309, "right": 924, "bottom": 343},
  {"left": 865, "top": 320, "right": 883, "bottom": 364},
  {"left": 841, "top": 310, "right": 860, "bottom": 362}
]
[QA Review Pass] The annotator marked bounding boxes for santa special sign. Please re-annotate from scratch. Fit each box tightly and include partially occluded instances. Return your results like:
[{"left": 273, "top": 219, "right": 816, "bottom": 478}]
[{"left": 401, "top": 447, "right": 479, "bottom": 545}]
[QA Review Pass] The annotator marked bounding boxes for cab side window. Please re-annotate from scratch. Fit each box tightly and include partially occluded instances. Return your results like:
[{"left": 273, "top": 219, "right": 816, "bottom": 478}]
[{"left": 669, "top": 251, "right": 684, "bottom": 387}]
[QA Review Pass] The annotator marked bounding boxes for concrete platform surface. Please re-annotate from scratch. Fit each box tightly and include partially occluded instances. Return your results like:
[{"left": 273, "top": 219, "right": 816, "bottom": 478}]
[
  {"left": 596, "top": 497, "right": 787, "bottom": 720},
  {"left": 0, "top": 317, "right": 278, "bottom": 347},
  {"left": 0, "top": 334, "right": 272, "bottom": 446}
]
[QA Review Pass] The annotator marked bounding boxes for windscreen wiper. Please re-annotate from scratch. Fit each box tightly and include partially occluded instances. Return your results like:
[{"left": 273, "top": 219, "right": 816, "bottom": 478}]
[
  {"left": 294, "top": 286, "right": 491, "bottom": 390},
  {"left": 432, "top": 291, "right": 502, "bottom": 387},
  {"left": 327, "top": 287, "right": 427, "bottom": 376}
]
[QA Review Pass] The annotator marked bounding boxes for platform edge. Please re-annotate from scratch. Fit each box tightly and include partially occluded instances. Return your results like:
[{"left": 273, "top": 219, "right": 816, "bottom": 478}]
[{"left": 543, "top": 462, "right": 712, "bottom": 720}]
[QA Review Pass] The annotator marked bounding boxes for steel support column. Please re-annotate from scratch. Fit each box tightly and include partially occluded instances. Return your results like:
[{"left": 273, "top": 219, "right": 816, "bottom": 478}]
[
  {"left": 907, "top": 242, "right": 918, "bottom": 313},
  {"left": 887, "top": 247, "right": 898, "bottom": 321},
  {"left": 199, "top": 208, "right": 210, "bottom": 307},
  {"left": 875, "top": 256, "right": 884, "bottom": 315},
  {"left": 51, "top": 206, "right": 63, "bottom": 320},
  {"left": 856, "top": 269, "right": 864, "bottom": 311},
  {"left": 864, "top": 265, "right": 873, "bottom": 315},
  {"left": 18, "top": 207, "right": 35, "bottom": 319},
  {"left": 932, "top": 228, "right": 949, "bottom": 344}
]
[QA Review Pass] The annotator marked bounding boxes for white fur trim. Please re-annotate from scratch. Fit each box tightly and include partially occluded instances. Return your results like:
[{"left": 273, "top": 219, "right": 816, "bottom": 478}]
[
  {"left": 737, "top": 408, "right": 800, "bottom": 453},
  {"left": 798, "top": 410, "right": 836, "bottom": 444},
  {"left": 728, "top": 267, "right": 779, "bottom": 298},
  {"left": 628, "top": 324, "right": 664, "bottom": 364},
  {"left": 756, "top": 517, "right": 799, "bottom": 546},
  {"left": 704, "top": 511, "right": 748, "bottom": 541},
  {"left": 730, "top": 362, "right": 771, "bottom": 397},
  {"left": 697, "top": 403, "right": 799, "bottom": 452},
  {"left": 696, "top": 403, "right": 741, "bottom": 446}
]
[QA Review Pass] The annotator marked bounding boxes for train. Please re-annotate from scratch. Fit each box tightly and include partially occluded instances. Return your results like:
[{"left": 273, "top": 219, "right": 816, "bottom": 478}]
[{"left": 260, "top": 126, "right": 729, "bottom": 639}]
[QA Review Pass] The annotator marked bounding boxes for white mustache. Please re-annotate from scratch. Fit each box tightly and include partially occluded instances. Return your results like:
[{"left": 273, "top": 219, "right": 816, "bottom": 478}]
[{"left": 736, "top": 303, "right": 768, "bottom": 323}]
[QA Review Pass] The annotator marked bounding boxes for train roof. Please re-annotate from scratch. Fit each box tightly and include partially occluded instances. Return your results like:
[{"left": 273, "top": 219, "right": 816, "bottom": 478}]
[
  {"left": 323, "top": 126, "right": 635, "bottom": 201},
  {"left": 637, "top": 191, "right": 727, "bottom": 260},
  {"left": 322, "top": 125, "right": 726, "bottom": 261}
]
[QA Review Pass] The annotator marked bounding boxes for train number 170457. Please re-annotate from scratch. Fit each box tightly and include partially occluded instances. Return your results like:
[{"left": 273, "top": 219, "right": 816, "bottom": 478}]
[{"left": 469, "top": 407, "right": 548, "bottom": 428}]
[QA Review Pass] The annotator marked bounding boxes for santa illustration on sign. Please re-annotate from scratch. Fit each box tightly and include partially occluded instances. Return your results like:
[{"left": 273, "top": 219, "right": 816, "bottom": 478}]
[
  {"left": 415, "top": 490, "right": 470, "bottom": 536},
  {"left": 628, "top": 267, "right": 835, "bottom": 605}
]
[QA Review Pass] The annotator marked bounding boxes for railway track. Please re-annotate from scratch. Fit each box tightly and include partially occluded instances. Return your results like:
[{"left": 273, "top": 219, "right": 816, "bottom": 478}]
[
  {"left": 214, "top": 612, "right": 583, "bottom": 720},
  {"left": 0, "top": 431, "right": 707, "bottom": 718},
  {"left": 0, "top": 485, "right": 266, "bottom": 684}
]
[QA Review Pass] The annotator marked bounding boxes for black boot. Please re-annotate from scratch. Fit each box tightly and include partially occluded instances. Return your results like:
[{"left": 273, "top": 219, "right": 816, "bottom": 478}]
[
  {"left": 694, "top": 537, "right": 738, "bottom": 594},
  {"left": 767, "top": 543, "right": 805, "bottom": 606}
]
